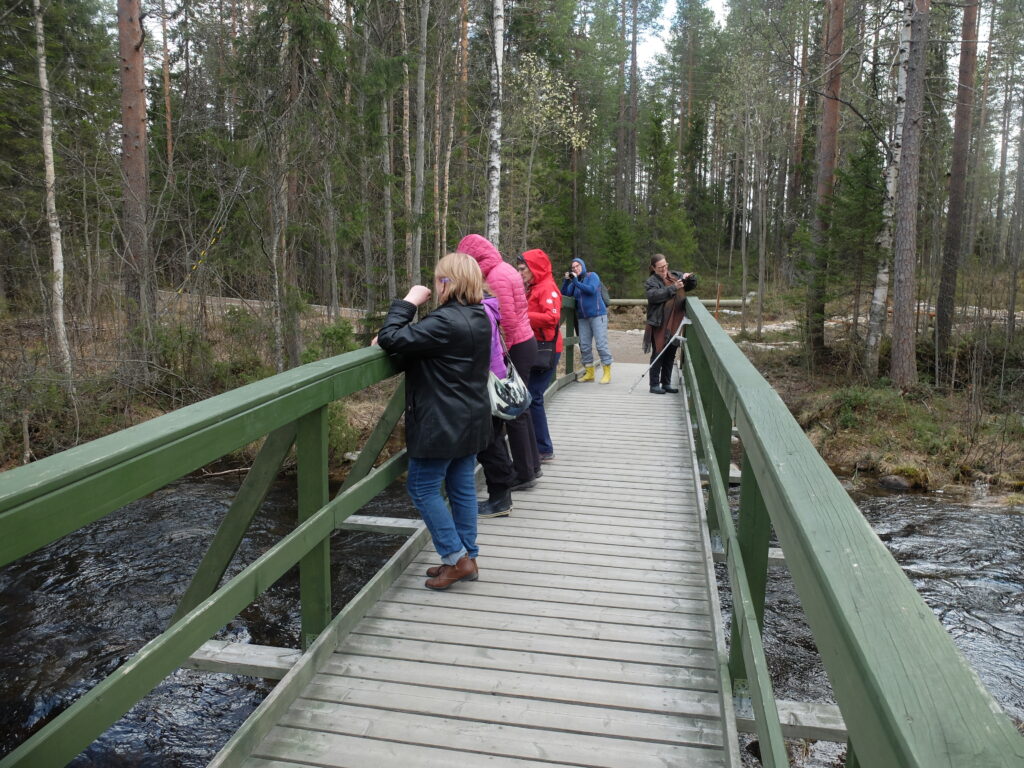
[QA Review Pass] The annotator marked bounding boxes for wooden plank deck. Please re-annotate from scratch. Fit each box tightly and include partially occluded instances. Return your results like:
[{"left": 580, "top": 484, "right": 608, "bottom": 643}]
[{"left": 222, "top": 362, "right": 736, "bottom": 768}]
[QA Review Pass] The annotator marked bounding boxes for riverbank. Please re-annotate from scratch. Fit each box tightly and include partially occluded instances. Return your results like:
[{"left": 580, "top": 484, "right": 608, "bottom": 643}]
[{"left": 604, "top": 306, "right": 1024, "bottom": 501}]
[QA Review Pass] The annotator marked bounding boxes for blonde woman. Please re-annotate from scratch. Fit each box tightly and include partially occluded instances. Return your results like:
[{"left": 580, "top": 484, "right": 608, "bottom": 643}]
[{"left": 375, "top": 253, "right": 493, "bottom": 589}]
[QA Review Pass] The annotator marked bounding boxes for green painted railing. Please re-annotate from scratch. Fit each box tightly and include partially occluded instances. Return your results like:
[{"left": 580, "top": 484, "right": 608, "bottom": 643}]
[
  {"left": 0, "top": 297, "right": 582, "bottom": 767},
  {"left": 682, "top": 297, "right": 1024, "bottom": 768},
  {"left": 0, "top": 346, "right": 408, "bottom": 767}
]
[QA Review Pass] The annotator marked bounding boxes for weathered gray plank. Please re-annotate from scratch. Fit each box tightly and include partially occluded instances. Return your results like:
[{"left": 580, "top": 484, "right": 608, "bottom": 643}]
[
  {"left": 185, "top": 640, "right": 300, "bottom": 679},
  {"left": 365, "top": 602, "right": 715, "bottom": 649},
  {"left": 472, "top": 530, "right": 706, "bottom": 559},
  {"left": 335, "top": 634, "right": 720, "bottom": 691},
  {"left": 253, "top": 727, "right": 561, "bottom": 768},
  {"left": 317, "top": 655, "right": 722, "bottom": 718},
  {"left": 408, "top": 553, "right": 710, "bottom": 597},
  {"left": 391, "top": 572, "right": 711, "bottom": 613},
  {"left": 275, "top": 700, "right": 726, "bottom": 768},
  {"left": 350, "top": 618, "right": 718, "bottom": 668},
  {"left": 478, "top": 523, "right": 704, "bottom": 553},
  {"left": 296, "top": 676, "right": 724, "bottom": 746},
  {"left": 425, "top": 542, "right": 708, "bottom": 575},
  {"left": 480, "top": 513, "right": 701, "bottom": 540},
  {"left": 379, "top": 586, "right": 711, "bottom": 630}
]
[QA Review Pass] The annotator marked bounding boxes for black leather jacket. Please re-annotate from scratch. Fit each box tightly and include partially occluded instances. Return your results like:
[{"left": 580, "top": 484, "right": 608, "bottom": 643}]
[
  {"left": 377, "top": 299, "right": 493, "bottom": 459},
  {"left": 644, "top": 270, "right": 686, "bottom": 328}
]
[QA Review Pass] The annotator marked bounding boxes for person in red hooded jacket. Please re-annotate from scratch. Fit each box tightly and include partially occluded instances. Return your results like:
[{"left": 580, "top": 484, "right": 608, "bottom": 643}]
[{"left": 518, "top": 248, "right": 562, "bottom": 462}]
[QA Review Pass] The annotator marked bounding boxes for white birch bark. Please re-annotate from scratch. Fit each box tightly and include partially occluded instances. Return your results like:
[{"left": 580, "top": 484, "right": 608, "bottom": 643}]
[
  {"left": 485, "top": 0, "right": 504, "bottom": 245},
  {"left": 34, "top": 0, "right": 73, "bottom": 382},
  {"left": 410, "top": 0, "right": 430, "bottom": 281},
  {"left": 864, "top": 1, "right": 911, "bottom": 378}
]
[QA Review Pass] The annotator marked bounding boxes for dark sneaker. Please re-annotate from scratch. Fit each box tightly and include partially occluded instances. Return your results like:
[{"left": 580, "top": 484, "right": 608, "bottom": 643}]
[
  {"left": 539, "top": 452, "right": 555, "bottom": 463},
  {"left": 650, "top": 385, "right": 666, "bottom": 394},
  {"left": 663, "top": 385, "right": 679, "bottom": 393},
  {"left": 510, "top": 478, "right": 537, "bottom": 491}
]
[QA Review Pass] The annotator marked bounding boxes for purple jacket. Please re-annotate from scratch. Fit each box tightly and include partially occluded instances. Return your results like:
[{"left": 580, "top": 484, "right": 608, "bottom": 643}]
[{"left": 482, "top": 296, "right": 508, "bottom": 378}]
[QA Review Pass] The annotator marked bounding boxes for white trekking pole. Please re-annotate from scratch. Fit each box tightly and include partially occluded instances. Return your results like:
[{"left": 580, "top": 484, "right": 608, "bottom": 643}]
[{"left": 627, "top": 315, "right": 692, "bottom": 394}]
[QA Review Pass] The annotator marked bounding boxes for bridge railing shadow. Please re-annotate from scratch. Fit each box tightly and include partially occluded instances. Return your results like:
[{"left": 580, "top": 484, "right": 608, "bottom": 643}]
[{"left": 682, "top": 296, "right": 1024, "bottom": 767}]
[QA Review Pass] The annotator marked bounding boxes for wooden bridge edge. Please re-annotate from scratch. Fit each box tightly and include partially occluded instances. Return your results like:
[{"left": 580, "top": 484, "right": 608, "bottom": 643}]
[
  {"left": 682, "top": 384, "right": 743, "bottom": 768},
  {"left": 205, "top": 524, "right": 430, "bottom": 768}
]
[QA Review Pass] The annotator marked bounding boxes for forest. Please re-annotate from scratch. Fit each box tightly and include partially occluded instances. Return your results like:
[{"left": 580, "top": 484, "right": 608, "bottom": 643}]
[{"left": 1, "top": 0, "right": 1023, "bottom": 471}]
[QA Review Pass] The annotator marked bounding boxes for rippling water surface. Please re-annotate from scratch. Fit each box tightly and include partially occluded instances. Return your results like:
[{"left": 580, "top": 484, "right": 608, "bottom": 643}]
[
  {"left": 2, "top": 478, "right": 1021, "bottom": 766},
  {"left": 0, "top": 476, "right": 415, "bottom": 766}
]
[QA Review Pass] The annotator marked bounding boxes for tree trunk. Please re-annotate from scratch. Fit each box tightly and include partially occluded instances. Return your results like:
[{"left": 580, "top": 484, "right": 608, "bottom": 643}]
[
  {"left": 382, "top": 97, "right": 397, "bottom": 298},
  {"left": 485, "top": 0, "right": 504, "bottom": 244},
  {"left": 891, "top": 0, "right": 931, "bottom": 390},
  {"left": 995, "top": 63, "right": 1014, "bottom": 261},
  {"left": 627, "top": 0, "right": 639, "bottom": 214},
  {"left": 399, "top": 0, "right": 414, "bottom": 278},
  {"left": 160, "top": 0, "right": 174, "bottom": 171},
  {"left": 117, "top": 0, "right": 154, "bottom": 368},
  {"left": 1007, "top": 107, "right": 1024, "bottom": 344},
  {"left": 865, "top": 0, "right": 912, "bottom": 378},
  {"left": 521, "top": 129, "right": 540, "bottom": 251},
  {"left": 34, "top": 0, "right": 73, "bottom": 382},
  {"left": 410, "top": 0, "right": 430, "bottom": 282},
  {"left": 324, "top": 166, "right": 340, "bottom": 318},
  {"left": 934, "top": 0, "right": 979, "bottom": 359},
  {"left": 806, "top": 0, "right": 844, "bottom": 367}
]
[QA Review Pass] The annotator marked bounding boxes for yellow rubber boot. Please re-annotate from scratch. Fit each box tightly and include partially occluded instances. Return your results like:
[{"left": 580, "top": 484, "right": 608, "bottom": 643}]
[
  {"left": 599, "top": 364, "right": 612, "bottom": 384},
  {"left": 579, "top": 365, "right": 595, "bottom": 382}
]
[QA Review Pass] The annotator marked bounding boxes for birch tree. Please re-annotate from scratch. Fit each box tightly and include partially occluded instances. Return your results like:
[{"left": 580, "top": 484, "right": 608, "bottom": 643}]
[
  {"left": 34, "top": 0, "right": 72, "bottom": 382},
  {"left": 485, "top": 0, "right": 504, "bottom": 244}
]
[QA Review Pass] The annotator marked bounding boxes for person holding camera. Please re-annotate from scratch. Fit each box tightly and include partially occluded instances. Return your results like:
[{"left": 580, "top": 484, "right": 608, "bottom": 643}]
[
  {"left": 643, "top": 254, "right": 695, "bottom": 394},
  {"left": 374, "top": 252, "right": 492, "bottom": 589},
  {"left": 560, "top": 258, "right": 613, "bottom": 384}
]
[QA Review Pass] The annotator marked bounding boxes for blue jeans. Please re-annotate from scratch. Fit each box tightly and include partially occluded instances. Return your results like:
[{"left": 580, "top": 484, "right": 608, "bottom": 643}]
[
  {"left": 527, "top": 352, "right": 560, "bottom": 455},
  {"left": 406, "top": 454, "right": 478, "bottom": 564},
  {"left": 578, "top": 314, "right": 612, "bottom": 366}
]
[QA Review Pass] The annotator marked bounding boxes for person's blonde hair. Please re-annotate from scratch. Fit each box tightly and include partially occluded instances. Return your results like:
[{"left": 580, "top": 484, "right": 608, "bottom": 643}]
[{"left": 437, "top": 252, "right": 484, "bottom": 305}]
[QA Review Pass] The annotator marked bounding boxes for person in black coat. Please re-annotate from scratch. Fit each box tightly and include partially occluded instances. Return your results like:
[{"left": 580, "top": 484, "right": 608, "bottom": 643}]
[
  {"left": 375, "top": 252, "right": 492, "bottom": 589},
  {"left": 643, "top": 253, "right": 695, "bottom": 394}
]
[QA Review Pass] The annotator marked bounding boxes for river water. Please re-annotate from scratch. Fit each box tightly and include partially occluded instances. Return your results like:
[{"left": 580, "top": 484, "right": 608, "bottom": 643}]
[{"left": 0, "top": 478, "right": 1021, "bottom": 766}]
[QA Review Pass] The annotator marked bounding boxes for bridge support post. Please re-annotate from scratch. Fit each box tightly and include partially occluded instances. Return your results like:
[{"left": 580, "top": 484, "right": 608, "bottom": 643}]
[
  {"left": 297, "top": 406, "right": 331, "bottom": 648},
  {"left": 729, "top": 452, "right": 771, "bottom": 681}
]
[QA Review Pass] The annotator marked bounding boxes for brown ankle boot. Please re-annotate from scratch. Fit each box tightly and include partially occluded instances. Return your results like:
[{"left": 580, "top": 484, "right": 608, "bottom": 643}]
[
  {"left": 424, "top": 556, "right": 478, "bottom": 590},
  {"left": 426, "top": 557, "right": 478, "bottom": 577}
]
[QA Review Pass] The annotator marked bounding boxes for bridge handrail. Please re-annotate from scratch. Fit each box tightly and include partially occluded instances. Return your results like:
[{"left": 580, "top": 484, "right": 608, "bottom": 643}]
[
  {"left": 684, "top": 297, "right": 1024, "bottom": 767},
  {"left": 0, "top": 346, "right": 403, "bottom": 766},
  {"left": 0, "top": 348, "right": 399, "bottom": 567},
  {"left": 0, "top": 298, "right": 585, "bottom": 767}
]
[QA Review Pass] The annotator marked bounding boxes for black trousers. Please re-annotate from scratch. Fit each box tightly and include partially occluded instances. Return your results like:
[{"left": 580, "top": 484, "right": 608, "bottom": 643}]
[
  {"left": 476, "top": 416, "right": 517, "bottom": 495},
  {"left": 477, "top": 337, "right": 540, "bottom": 493},
  {"left": 505, "top": 337, "right": 540, "bottom": 483},
  {"left": 649, "top": 343, "right": 678, "bottom": 388}
]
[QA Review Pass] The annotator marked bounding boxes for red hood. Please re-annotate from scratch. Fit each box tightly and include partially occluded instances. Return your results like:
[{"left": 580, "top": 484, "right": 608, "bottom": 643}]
[{"left": 521, "top": 248, "right": 554, "bottom": 284}]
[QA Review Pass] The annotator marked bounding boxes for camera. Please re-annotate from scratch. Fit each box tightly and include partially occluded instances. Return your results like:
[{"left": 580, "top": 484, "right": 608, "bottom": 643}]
[{"left": 682, "top": 273, "right": 697, "bottom": 292}]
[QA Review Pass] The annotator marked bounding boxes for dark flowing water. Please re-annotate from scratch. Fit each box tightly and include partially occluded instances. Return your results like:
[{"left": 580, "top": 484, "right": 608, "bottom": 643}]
[
  {"left": 722, "top": 487, "right": 1024, "bottom": 766},
  {"left": 1, "top": 478, "right": 1021, "bottom": 766},
  {"left": 0, "top": 476, "right": 417, "bottom": 766}
]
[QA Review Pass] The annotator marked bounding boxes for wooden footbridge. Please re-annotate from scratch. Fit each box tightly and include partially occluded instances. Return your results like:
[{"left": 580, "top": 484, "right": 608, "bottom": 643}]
[{"left": 1, "top": 299, "right": 1022, "bottom": 767}]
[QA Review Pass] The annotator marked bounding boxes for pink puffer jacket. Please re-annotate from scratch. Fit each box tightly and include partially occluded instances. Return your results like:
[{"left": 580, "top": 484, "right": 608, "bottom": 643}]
[{"left": 457, "top": 234, "right": 534, "bottom": 347}]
